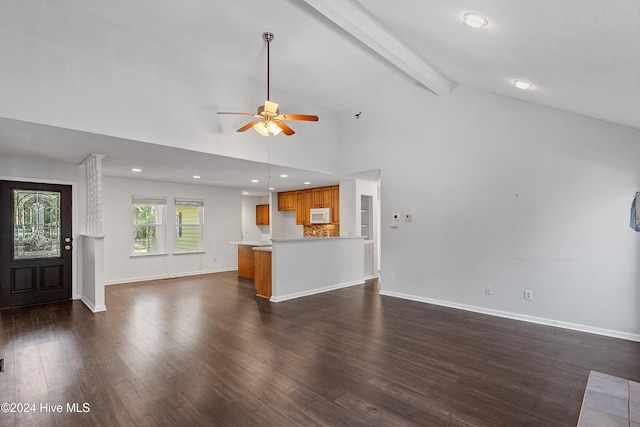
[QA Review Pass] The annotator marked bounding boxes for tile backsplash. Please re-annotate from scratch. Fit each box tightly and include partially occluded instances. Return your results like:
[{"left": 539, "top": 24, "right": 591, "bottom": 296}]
[{"left": 304, "top": 224, "right": 340, "bottom": 237}]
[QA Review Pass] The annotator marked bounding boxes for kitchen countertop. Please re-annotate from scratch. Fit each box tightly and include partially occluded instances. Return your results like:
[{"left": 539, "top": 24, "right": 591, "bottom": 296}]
[
  {"left": 270, "top": 236, "right": 364, "bottom": 242},
  {"left": 252, "top": 246, "right": 272, "bottom": 252},
  {"left": 229, "top": 241, "right": 272, "bottom": 246}
]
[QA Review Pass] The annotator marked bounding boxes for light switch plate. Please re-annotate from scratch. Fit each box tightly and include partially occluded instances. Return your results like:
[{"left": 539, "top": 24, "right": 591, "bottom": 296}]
[{"left": 404, "top": 213, "right": 412, "bottom": 222}]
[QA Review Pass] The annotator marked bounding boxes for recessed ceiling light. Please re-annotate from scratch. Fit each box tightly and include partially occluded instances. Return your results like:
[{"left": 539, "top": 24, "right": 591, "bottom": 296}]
[
  {"left": 514, "top": 80, "right": 533, "bottom": 90},
  {"left": 131, "top": 168, "right": 142, "bottom": 172},
  {"left": 268, "top": 187, "right": 275, "bottom": 191},
  {"left": 280, "top": 174, "right": 288, "bottom": 178},
  {"left": 251, "top": 179, "right": 259, "bottom": 183},
  {"left": 304, "top": 181, "right": 311, "bottom": 185},
  {"left": 242, "top": 191, "right": 249, "bottom": 195},
  {"left": 193, "top": 175, "right": 201, "bottom": 179},
  {"left": 463, "top": 13, "right": 488, "bottom": 28}
]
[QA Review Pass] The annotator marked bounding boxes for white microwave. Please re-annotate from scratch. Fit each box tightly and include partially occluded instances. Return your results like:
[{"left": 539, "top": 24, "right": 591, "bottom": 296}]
[{"left": 310, "top": 208, "right": 331, "bottom": 224}]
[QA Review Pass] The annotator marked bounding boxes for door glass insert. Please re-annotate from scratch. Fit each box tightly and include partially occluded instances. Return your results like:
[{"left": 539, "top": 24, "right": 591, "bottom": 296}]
[{"left": 13, "top": 189, "right": 61, "bottom": 259}]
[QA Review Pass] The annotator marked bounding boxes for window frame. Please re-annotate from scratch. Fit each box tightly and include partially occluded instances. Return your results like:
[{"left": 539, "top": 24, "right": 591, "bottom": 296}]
[
  {"left": 131, "top": 196, "right": 168, "bottom": 257},
  {"left": 173, "top": 199, "right": 204, "bottom": 254}
]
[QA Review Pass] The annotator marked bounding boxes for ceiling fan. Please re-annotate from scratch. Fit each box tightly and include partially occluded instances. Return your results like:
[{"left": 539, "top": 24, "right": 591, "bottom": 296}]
[{"left": 218, "top": 32, "right": 319, "bottom": 136}]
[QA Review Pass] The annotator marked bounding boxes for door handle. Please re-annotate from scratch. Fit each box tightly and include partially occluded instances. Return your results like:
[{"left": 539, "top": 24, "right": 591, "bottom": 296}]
[
  {"left": 64, "top": 245, "right": 72, "bottom": 251},
  {"left": 64, "top": 237, "right": 72, "bottom": 243}
]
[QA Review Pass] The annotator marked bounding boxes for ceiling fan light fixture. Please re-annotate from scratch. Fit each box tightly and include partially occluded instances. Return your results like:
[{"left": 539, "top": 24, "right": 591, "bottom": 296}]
[
  {"left": 267, "top": 120, "right": 282, "bottom": 135},
  {"left": 463, "top": 13, "right": 488, "bottom": 28},
  {"left": 253, "top": 121, "right": 270, "bottom": 136},
  {"left": 253, "top": 120, "right": 282, "bottom": 136}
]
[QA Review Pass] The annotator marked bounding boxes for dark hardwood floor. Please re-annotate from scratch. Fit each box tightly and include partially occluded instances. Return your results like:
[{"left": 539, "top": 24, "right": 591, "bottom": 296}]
[{"left": 1, "top": 272, "right": 639, "bottom": 426}]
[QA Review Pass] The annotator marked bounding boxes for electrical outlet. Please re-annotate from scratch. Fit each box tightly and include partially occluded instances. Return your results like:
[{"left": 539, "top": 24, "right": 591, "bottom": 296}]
[
  {"left": 390, "top": 273, "right": 395, "bottom": 281},
  {"left": 212, "top": 257, "right": 216, "bottom": 263},
  {"left": 524, "top": 290, "right": 533, "bottom": 301},
  {"left": 404, "top": 213, "right": 412, "bottom": 222},
  {"left": 485, "top": 285, "right": 493, "bottom": 295}
]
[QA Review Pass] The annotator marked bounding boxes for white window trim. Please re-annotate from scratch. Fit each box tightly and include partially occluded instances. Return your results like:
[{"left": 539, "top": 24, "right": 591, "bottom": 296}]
[
  {"left": 174, "top": 198, "right": 204, "bottom": 253},
  {"left": 132, "top": 196, "right": 167, "bottom": 256}
]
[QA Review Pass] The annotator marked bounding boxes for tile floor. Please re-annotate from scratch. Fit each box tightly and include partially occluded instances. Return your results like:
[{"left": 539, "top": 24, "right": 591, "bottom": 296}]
[{"left": 577, "top": 370, "right": 640, "bottom": 427}]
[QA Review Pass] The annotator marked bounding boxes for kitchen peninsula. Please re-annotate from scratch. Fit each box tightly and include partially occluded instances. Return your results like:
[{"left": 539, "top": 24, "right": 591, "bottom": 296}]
[
  {"left": 270, "top": 236, "right": 364, "bottom": 302},
  {"left": 230, "top": 237, "right": 365, "bottom": 302}
]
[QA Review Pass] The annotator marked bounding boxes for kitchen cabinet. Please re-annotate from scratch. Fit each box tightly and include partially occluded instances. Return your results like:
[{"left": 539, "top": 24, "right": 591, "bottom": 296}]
[
  {"left": 256, "top": 204, "right": 269, "bottom": 225},
  {"left": 311, "top": 186, "right": 332, "bottom": 208},
  {"left": 253, "top": 248, "right": 272, "bottom": 299},
  {"left": 280, "top": 185, "right": 340, "bottom": 224},
  {"left": 296, "top": 190, "right": 311, "bottom": 225},
  {"left": 237, "top": 244, "right": 256, "bottom": 279},
  {"left": 331, "top": 185, "right": 340, "bottom": 224},
  {"left": 277, "top": 191, "right": 296, "bottom": 211}
]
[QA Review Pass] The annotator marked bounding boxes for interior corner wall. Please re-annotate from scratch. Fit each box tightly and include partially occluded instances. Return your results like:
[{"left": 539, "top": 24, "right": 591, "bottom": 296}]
[
  {"left": 337, "top": 84, "right": 640, "bottom": 337},
  {"left": 102, "top": 176, "right": 242, "bottom": 284},
  {"left": 242, "top": 195, "right": 270, "bottom": 242}
]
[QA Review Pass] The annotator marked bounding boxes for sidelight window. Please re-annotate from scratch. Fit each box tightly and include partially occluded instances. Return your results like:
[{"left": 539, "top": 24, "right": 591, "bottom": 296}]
[
  {"left": 132, "top": 196, "right": 167, "bottom": 254},
  {"left": 174, "top": 199, "right": 203, "bottom": 252}
]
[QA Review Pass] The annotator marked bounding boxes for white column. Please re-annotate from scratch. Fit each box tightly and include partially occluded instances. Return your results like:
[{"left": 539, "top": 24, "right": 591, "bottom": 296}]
[
  {"left": 85, "top": 153, "right": 105, "bottom": 236},
  {"left": 80, "top": 153, "right": 107, "bottom": 312}
]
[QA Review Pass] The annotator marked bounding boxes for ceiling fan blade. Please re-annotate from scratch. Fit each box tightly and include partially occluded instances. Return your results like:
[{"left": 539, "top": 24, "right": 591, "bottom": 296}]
[
  {"left": 218, "top": 112, "right": 259, "bottom": 117},
  {"left": 276, "top": 121, "right": 295, "bottom": 136},
  {"left": 237, "top": 121, "right": 259, "bottom": 132},
  {"left": 281, "top": 114, "right": 319, "bottom": 122}
]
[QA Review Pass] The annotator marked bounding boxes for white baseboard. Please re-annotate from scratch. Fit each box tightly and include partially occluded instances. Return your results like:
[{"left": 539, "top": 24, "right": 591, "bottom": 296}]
[
  {"left": 379, "top": 290, "right": 640, "bottom": 343},
  {"left": 80, "top": 296, "right": 107, "bottom": 313},
  {"left": 271, "top": 279, "right": 365, "bottom": 303},
  {"left": 104, "top": 267, "right": 237, "bottom": 286}
]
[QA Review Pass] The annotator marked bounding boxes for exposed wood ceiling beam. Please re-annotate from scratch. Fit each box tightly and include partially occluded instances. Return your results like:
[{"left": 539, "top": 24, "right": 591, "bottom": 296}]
[{"left": 303, "top": 0, "right": 453, "bottom": 96}]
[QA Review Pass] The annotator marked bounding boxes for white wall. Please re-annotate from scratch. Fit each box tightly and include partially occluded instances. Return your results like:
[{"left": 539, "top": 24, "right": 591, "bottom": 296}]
[
  {"left": 338, "top": 84, "right": 640, "bottom": 338},
  {"left": 270, "top": 192, "right": 303, "bottom": 239},
  {"left": 242, "top": 195, "right": 270, "bottom": 242},
  {"left": 102, "top": 176, "right": 242, "bottom": 284}
]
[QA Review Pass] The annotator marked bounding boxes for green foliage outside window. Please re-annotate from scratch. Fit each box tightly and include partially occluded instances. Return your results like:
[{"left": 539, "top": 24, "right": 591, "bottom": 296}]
[{"left": 133, "top": 204, "right": 164, "bottom": 253}]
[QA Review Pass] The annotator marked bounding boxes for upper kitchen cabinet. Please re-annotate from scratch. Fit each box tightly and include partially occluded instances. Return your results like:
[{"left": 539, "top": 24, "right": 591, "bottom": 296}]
[
  {"left": 279, "top": 185, "right": 340, "bottom": 224},
  {"left": 296, "top": 190, "right": 311, "bottom": 225},
  {"left": 277, "top": 191, "right": 296, "bottom": 211},
  {"left": 331, "top": 186, "right": 340, "bottom": 224},
  {"left": 311, "top": 187, "right": 332, "bottom": 208},
  {"left": 256, "top": 204, "right": 269, "bottom": 225}
]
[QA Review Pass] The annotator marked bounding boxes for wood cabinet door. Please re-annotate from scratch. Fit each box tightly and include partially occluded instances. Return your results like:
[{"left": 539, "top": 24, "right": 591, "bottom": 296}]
[
  {"left": 321, "top": 187, "right": 331, "bottom": 208},
  {"left": 331, "top": 186, "right": 340, "bottom": 223},
  {"left": 296, "top": 190, "right": 312, "bottom": 225},
  {"left": 278, "top": 191, "right": 296, "bottom": 211},
  {"left": 311, "top": 187, "right": 332, "bottom": 208},
  {"left": 295, "top": 191, "right": 305, "bottom": 224},
  {"left": 256, "top": 204, "right": 269, "bottom": 225}
]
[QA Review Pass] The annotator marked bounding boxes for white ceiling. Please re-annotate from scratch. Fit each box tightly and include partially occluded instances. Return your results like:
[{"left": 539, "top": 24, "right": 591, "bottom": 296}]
[{"left": 1, "top": 0, "right": 639, "bottom": 191}]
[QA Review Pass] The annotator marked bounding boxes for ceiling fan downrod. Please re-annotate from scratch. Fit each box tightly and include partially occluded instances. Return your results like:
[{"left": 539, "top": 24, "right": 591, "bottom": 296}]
[{"left": 263, "top": 32, "right": 274, "bottom": 101}]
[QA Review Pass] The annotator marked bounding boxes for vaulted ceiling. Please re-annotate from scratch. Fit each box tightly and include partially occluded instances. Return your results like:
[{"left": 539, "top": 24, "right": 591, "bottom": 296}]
[{"left": 1, "top": 0, "right": 638, "bottom": 191}]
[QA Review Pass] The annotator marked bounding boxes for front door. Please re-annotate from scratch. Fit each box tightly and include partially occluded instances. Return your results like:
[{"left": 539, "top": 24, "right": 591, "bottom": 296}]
[{"left": 0, "top": 181, "right": 72, "bottom": 308}]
